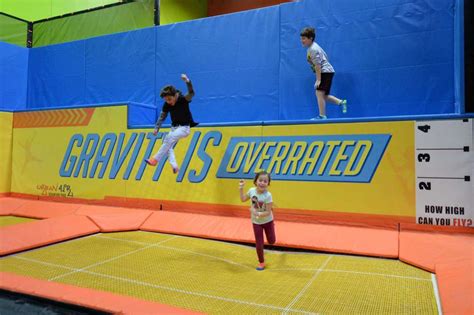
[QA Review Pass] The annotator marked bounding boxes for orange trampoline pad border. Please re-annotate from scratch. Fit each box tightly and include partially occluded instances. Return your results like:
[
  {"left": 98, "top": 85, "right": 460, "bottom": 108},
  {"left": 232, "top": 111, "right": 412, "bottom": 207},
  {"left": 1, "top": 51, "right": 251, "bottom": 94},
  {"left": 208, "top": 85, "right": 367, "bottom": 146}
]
[
  {"left": 0, "top": 272, "right": 202, "bottom": 315},
  {"left": 436, "top": 260, "right": 474, "bottom": 315},
  {"left": 0, "top": 196, "right": 472, "bottom": 314},
  {"left": 8, "top": 193, "right": 414, "bottom": 228},
  {"left": 140, "top": 211, "right": 399, "bottom": 258},
  {"left": 0, "top": 214, "right": 100, "bottom": 256}
]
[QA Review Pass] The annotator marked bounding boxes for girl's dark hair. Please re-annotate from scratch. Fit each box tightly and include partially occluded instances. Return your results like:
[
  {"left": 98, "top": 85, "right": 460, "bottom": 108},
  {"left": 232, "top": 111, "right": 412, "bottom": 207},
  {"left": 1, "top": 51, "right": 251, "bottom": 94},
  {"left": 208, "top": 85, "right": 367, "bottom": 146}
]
[
  {"left": 160, "top": 85, "right": 177, "bottom": 98},
  {"left": 300, "top": 27, "right": 315, "bottom": 41},
  {"left": 253, "top": 171, "right": 271, "bottom": 185}
]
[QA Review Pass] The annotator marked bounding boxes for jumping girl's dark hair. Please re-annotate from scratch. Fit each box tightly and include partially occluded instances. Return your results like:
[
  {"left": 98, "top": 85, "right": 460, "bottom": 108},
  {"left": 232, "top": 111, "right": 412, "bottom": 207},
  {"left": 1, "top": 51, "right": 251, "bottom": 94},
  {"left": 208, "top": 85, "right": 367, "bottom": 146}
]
[
  {"left": 253, "top": 171, "right": 271, "bottom": 185},
  {"left": 160, "top": 85, "right": 177, "bottom": 98}
]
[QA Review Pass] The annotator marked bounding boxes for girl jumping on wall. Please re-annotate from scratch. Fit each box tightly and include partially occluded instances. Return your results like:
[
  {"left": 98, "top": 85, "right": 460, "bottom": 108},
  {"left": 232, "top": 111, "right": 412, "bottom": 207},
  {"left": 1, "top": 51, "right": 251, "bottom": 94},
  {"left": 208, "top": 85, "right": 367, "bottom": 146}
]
[
  {"left": 239, "top": 171, "right": 276, "bottom": 271},
  {"left": 145, "top": 74, "right": 198, "bottom": 173}
]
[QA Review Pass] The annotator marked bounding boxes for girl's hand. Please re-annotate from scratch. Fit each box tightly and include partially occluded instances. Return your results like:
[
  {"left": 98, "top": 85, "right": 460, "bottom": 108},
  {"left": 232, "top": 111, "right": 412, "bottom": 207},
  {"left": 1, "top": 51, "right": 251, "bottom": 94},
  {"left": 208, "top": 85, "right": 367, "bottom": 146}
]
[{"left": 239, "top": 179, "right": 245, "bottom": 189}]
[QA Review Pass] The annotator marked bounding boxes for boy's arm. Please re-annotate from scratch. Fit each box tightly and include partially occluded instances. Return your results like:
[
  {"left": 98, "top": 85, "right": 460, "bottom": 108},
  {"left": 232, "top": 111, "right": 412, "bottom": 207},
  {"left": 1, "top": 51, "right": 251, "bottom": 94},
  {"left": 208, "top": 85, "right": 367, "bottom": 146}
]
[
  {"left": 309, "top": 50, "right": 322, "bottom": 87},
  {"left": 153, "top": 111, "right": 168, "bottom": 135},
  {"left": 181, "top": 74, "right": 195, "bottom": 102},
  {"left": 315, "top": 64, "right": 322, "bottom": 88}
]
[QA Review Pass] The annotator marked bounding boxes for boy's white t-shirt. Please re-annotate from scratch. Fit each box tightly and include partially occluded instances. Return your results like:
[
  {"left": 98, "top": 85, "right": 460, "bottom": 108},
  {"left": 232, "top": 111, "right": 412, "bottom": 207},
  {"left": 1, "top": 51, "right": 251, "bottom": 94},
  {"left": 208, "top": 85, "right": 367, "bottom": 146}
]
[
  {"left": 247, "top": 187, "right": 274, "bottom": 225},
  {"left": 307, "top": 42, "right": 335, "bottom": 73}
]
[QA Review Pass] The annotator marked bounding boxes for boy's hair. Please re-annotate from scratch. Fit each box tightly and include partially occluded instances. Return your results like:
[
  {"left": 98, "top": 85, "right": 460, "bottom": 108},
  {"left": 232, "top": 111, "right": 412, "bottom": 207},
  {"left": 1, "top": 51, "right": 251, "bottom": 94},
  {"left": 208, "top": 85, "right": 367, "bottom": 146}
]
[
  {"left": 300, "top": 27, "right": 315, "bottom": 41},
  {"left": 160, "top": 85, "right": 177, "bottom": 98},
  {"left": 253, "top": 171, "right": 271, "bottom": 185}
]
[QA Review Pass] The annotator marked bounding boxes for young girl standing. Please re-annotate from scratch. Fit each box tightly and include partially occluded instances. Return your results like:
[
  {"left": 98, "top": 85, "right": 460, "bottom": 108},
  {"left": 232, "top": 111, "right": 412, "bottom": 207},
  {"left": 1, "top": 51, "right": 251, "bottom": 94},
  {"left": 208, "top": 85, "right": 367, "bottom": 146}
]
[{"left": 239, "top": 171, "right": 276, "bottom": 271}]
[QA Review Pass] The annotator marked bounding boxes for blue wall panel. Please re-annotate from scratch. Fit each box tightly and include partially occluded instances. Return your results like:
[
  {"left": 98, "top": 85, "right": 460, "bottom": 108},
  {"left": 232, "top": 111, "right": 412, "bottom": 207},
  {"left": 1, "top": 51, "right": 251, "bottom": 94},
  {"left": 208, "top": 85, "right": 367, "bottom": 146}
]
[
  {"left": 27, "top": 40, "right": 86, "bottom": 108},
  {"left": 279, "top": 0, "right": 456, "bottom": 119},
  {"left": 85, "top": 27, "right": 155, "bottom": 105},
  {"left": 17, "top": 0, "right": 459, "bottom": 123},
  {"left": 0, "top": 42, "right": 28, "bottom": 110},
  {"left": 155, "top": 6, "right": 280, "bottom": 123}
]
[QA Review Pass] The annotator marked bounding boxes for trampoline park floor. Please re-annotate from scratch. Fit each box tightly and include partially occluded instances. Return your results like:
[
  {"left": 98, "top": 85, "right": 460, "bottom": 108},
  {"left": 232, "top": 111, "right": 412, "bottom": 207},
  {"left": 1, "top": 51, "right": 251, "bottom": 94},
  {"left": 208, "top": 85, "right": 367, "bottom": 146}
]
[
  {"left": 0, "top": 230, "right": 440, "bottom": 314},
  {"left": 0, "top": 215, "right": 35, "bottom": 228}
]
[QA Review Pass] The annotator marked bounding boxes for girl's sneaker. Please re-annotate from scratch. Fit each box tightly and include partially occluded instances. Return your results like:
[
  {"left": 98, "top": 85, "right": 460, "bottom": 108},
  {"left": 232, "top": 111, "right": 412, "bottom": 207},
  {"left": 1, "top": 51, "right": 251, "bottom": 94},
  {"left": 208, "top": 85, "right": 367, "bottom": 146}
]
[
  {"left": 256, "top": 262, "right": 265, "bottom": 271},
  {"left": 340, "top": 100, "right": 348, "bottom": 114}
]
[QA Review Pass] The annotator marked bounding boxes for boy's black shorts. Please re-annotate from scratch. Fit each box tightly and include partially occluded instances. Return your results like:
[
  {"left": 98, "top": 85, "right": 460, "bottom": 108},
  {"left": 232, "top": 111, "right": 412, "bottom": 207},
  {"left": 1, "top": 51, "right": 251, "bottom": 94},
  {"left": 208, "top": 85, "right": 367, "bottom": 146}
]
[{"left": 316, "top": 72, "right": 334, "bottom": 95}]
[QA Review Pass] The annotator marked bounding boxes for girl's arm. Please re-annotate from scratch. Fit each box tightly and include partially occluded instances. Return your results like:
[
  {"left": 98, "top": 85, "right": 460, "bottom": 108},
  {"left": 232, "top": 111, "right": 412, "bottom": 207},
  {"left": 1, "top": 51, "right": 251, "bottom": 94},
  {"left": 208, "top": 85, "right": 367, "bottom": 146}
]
[
  {"left": 239, "top": 180, "right": 249, "bottom": 202},
  {"left": 257, "top": 202, "right": 273, "bottom": 218}
]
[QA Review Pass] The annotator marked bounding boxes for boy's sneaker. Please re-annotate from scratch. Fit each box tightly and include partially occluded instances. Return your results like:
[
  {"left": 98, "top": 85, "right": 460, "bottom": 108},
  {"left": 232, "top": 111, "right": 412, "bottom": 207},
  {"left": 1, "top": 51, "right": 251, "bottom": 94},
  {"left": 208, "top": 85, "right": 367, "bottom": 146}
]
[
  {"left": 310, "top": 115, "right": 327, "bottom": 120},
  {"left": 256, "top": 262, "right": 265, "bottom": 271},
  {"left": 145, "top": 158, "right": 157, "bottom": 166},
  {"left": 340, "top": 99, "right": 348, "bottom": 114},
  {"left": 172, "top": 166, "right": 179, "bottom": 174}
]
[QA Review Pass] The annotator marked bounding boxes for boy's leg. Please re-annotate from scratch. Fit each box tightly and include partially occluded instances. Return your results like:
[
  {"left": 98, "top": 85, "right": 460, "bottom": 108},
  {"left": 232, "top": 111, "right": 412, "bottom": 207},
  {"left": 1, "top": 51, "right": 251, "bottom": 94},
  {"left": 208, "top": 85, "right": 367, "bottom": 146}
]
[
  {"left": 326, "top": 95, "right": 341, "bottom": 105},
  {"left": 149, "top": 126, "right": 190, "bottom": 165},
  {"left": 167, "top": 148, "right": 179, "bottom": 173},
  {"left": 316, "top": 90, "right": 327, "bottom": 116},
  {"left": 263, "top": 221, "right": 276, "bottom": 245},
  {"left": 252, "top": 223, "right": 265, "bottom": 263},
  {"left": 326, "top": 95, "right": 347, "bottom": 113}
]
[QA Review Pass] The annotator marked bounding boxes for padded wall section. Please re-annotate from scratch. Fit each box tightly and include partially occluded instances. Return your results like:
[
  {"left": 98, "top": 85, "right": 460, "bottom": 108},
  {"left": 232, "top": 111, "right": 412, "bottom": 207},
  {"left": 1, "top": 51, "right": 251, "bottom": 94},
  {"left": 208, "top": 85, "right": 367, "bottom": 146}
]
[
  {"left": 0, "top": 14, "right": 27, "bottom": 47},
  {"left": 27, "top": 28, "right": 155, "bottom": 108},
  {"left": 155, "top": 6, "right": 280, "bottom": 123},
  {"left": 27, "top": 40, "right": 87, "bottom": 108},
  {"left": 0, "top": 41, "right": 28, "bottom": 110},
  {"left": 84, "top": 28, "right": 155, "bottom": 105},
  {"left": 279, "top": 0, "right": 456, "bottom": 119},
  {"left": 33, "top": 0, "right": 154, "bottom": 47}
]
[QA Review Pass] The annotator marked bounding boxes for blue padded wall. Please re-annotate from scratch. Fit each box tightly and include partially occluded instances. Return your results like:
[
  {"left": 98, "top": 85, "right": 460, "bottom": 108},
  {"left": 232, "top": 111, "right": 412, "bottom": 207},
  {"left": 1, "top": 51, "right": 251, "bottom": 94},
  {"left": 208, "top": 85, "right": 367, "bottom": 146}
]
[
  {"left": 155, "top": 6, "right": 280, "bottom": 124},
  {"left": 279, "top": 0, "right": 456, "bottom": 120},
  {"left": 28, "top": 27, "right": 155, "bottom": 108},
  {"left": 0, "top": 42, "right": 28, "bottom": 110},
  {"left": 27, "top": 40, "right": 86, "bottom": 108},
  {"left": 21, "top": 0, "right": 458, "bottom": 123}
]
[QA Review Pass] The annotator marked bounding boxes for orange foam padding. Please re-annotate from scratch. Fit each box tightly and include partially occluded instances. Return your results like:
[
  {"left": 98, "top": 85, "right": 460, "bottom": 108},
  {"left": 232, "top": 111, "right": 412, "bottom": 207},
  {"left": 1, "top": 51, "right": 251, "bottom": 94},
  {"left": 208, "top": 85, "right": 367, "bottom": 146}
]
[
  {"left": 161, "top": 200, "right": 410, "bottom": 229},
  {"left": 399, "top": 227, "right": 474, "bottom": 272},
  {"left": 0, "top": 197, "right": 29, "bottom": 215},
  {"left": 11, "top": 199, "right": 81, "bottom": 219},
  {"left": 0, "top": 272, "right": 202, "bottom": 315},
  {"left": 436, "top": 260, "right": 474, "bottom": 315},
  {"left": 87, "top": 211, "right": 154, "bottom": 232},
  {"left": 141, "top": 211, "right": 255, "bottom": 243},
  {"left": 141, "top": 211, "right": 399, "bottom": 258},
  {"left": 0, "top": 215, "right": 100, "bottom": 256},
  {"left": 75, "top": 205, "right": 154, "bottom": 216},
  {"left": 276, "top": 220, "right": 398, "bottom": 257}
]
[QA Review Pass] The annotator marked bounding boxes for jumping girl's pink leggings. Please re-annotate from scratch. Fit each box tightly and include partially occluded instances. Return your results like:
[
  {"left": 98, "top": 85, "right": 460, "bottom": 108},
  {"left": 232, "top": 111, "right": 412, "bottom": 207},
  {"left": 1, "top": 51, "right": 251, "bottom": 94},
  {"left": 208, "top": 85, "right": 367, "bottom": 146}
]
[{"left": 252, "top": 221, "right": 276, "bottom": 263}]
